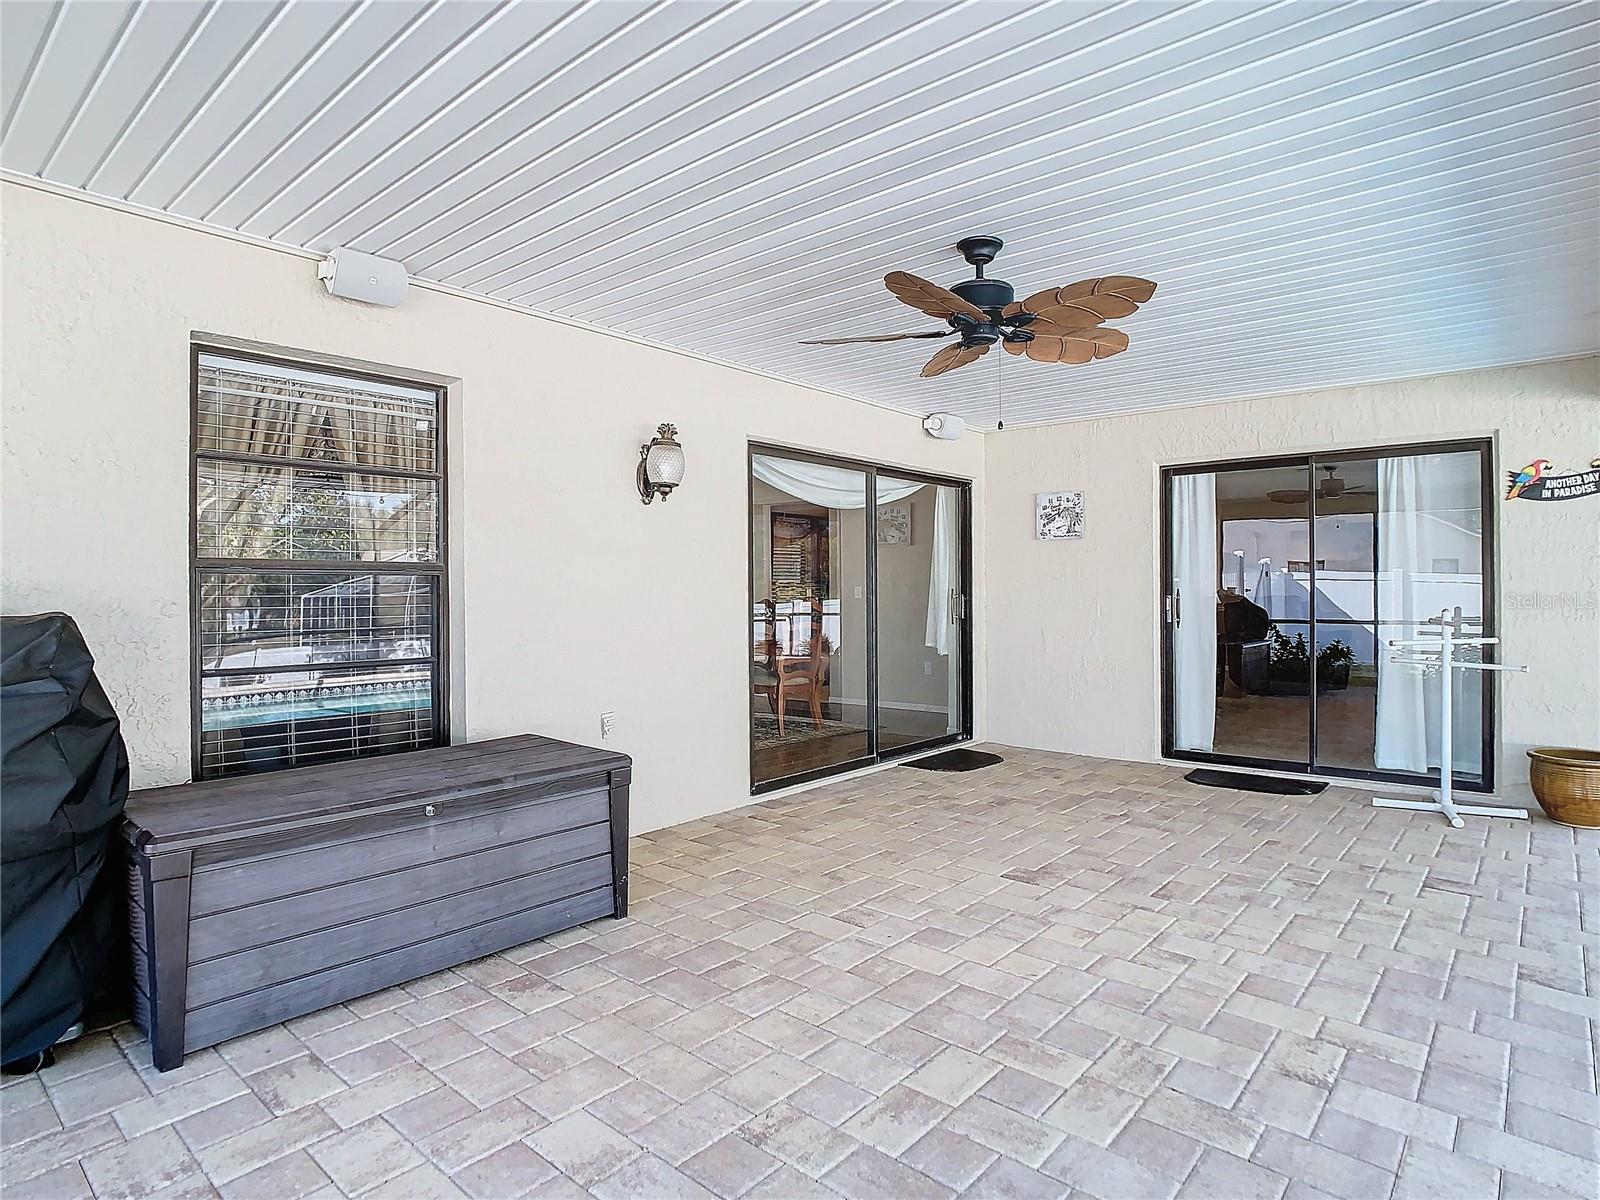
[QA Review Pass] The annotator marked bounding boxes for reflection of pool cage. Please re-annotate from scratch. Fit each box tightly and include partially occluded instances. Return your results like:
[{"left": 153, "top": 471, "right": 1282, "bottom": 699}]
[
  {"left": 298, "top": 575, "right": 428, "bottom": 646},
  {"left": 301, "top": 575, "right": 374, "bottom": 643}
]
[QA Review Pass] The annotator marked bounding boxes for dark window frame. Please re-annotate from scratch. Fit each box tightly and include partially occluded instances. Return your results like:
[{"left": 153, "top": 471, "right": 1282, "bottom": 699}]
[
  {"left": 189, "top": 343, "right": 450, "bottom": 780},
  {"left": 1158, "top": 437, "right": 1497, "bottom": 793}
]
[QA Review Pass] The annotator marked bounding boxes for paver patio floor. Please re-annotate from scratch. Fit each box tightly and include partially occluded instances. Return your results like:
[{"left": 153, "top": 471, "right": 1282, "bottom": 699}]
[{"left": 4, "top": 746, "right": 1595, "bottom": 1199}]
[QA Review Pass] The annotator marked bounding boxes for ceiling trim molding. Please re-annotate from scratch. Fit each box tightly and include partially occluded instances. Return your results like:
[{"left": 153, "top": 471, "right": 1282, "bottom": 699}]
[{"left": 0, "top": 169, "right": 957, "bottom": 431}]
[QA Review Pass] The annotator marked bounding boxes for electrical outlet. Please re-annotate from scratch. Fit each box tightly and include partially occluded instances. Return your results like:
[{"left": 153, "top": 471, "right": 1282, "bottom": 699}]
[
  {"left": 600, "top": 711, "right": 616, "bottom": 739},
  {"left": 924, "top": 660, "right": 933, "bottom": 676}
]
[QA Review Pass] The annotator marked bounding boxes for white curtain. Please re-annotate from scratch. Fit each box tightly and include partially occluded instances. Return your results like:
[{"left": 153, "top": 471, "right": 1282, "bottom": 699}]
[
  {"left": 750, "top": 457, "right": 921, "bottom": 509},
  {"left": 925, "top": 486, "right": 956, "bottom": 655},
  {"left": 1375, "top": 453, "right": 1482, "bottom": 774},
  {"left": 1375, "top": 456, "right": 1428, "bottom": 772},
  {"left": 1171, "top": 474, "right": 1218, "bottom": 752},
  {"left": 752, "top": 456, "right": 958, "bottom": 657}
]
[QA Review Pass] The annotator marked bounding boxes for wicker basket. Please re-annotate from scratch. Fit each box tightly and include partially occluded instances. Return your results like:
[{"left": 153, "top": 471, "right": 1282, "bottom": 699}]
[{"left": 1527, "top": 747, "right": 1600, "bottom": 829}]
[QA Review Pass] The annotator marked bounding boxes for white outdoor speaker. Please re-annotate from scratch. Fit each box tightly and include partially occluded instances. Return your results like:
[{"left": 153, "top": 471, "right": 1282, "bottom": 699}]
[
  {"left": 921, "top": 413, "right": 967, "bottom": 440},
  {"left": 317, "top": 248, "right": 409, "bottom": 308}
]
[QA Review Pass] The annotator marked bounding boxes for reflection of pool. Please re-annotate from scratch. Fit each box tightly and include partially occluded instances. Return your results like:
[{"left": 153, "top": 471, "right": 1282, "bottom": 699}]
[{"left": 202, "top": 684, "right": 429, "bottom": 731}]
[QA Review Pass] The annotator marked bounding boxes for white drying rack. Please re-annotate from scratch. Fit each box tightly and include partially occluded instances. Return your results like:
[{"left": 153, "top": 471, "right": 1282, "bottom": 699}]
[{"left": 1371, "top": 607, "right": 1528, "bottom": 829}]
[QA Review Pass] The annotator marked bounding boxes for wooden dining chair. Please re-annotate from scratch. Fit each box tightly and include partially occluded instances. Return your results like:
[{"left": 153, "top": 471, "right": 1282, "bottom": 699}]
[{"left": 753, "top": 597, "right": 828, "bottom": 735}]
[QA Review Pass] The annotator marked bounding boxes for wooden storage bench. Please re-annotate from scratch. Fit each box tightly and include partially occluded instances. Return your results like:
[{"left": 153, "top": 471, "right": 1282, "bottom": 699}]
[{"left": 123, "top": 735, "right": 630, "bottom": 1071}]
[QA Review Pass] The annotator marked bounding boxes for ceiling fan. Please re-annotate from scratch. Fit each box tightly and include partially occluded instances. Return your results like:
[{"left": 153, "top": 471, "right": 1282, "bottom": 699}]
[
  {"left": 801, "top": 236, "right": 1156, "bottom": 377},
  {"left": 1268, "top": 466, "right": 1377, "bottom": 505}
]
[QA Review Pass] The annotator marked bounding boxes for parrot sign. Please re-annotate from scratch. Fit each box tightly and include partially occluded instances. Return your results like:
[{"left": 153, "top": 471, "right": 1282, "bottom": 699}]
[{"left": 1505, "top": 457, "right": 1600, "bottom": 502}]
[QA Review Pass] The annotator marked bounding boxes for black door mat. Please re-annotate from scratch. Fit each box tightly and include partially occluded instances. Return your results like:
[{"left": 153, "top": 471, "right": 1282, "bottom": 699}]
[
  {"left": 1183, "top": 768, "right": 1327, "bottom": 795},
  {"left": 906, "top": 749, "right": 1004, "bottom": 772}
]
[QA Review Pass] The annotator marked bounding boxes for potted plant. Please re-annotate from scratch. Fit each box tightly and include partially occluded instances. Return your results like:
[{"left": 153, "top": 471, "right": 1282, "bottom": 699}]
[
  {"left": 1267, "top": 630, "right": 1357, "bottom": 694},
  {"left": 1317, "top": 639, "right": 1354, "bottom": 690},
  {"left": 1268, "top": 627, "right": 1312, "bottom": 694}
]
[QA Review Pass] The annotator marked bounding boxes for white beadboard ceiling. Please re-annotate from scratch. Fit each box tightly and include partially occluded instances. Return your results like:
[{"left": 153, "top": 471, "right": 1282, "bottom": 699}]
[{"left": 4, "top": 0, "right": 1597, "bottom": 428}]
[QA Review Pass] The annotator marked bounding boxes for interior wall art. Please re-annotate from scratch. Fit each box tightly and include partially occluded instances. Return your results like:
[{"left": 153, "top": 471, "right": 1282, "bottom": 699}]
[{"left": 877, "top": 503, "right": 911, "bottom": 544}]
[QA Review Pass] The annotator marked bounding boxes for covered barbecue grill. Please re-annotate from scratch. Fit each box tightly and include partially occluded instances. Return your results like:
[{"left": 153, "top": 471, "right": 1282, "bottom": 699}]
[{"left": 1, "top": 613, "right": 129, "bottom": 1068}]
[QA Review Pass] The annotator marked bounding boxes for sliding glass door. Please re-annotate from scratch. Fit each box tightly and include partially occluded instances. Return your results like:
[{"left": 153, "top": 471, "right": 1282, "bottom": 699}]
[
  {"left": 1162, "top": 440, "right": 1495, "bottom": 791},
  {"left": 1170, "top": 463, "right": 1313, "bottom": 765},
  {"left": 750, "top": 454, "right": 872, "bottom": 785},
  {"left": 750, "top": 448, "right": 970, "bottom": 791},
  {"left": 877, "top": 476, "right": 966, "bottom": 755}
]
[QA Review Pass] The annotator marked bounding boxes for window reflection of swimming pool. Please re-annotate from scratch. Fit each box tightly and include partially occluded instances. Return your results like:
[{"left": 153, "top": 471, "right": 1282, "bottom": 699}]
[{"left": 200, "top": 679, "right": 430, "bottom": 731}]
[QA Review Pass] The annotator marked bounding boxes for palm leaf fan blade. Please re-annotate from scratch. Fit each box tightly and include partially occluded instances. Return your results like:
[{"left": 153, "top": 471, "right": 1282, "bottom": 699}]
[
  {"left": 885, "top": 271, "right": 987, "bottom": 320},
  {"left": 1023, "top": 337, "right": 1063, "bottom": 363},
  {"left": 921, "top": 343, "right": 987, "bottom": 377},
  {"left": 921, "top": 344, "right": 962, "bottom": 376},
  {"left": 1090, "top": 327, "right": 1130, "bottom": 358},
  {"left": 1099, "top": 276, "right": 1157, "bottom": 303},
  {"left": 1046, "top": 293, "right": 1136, "bottom": 321},
  {"left": 1028, "top": 302, "right": 1106, "bottom": 328},
  {"left": 1026, "top": 318, "right": 1102, "bottom": 338},
  {"left": 1050, "top": 280, "right": 1102, "bottom": 302},
  {"left": 1056, "top": 337, "right": 1097, "bottom": 365},
  {"left": 1021, "top": 279, "right": 1153, "bottom": 318},
  {"left": 800, "top": 330, "right": 953, "bottom": 344}
]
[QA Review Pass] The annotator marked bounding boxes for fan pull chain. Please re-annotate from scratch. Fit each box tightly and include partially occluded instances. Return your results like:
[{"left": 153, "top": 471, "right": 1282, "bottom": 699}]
[{"left": 996, "top": 344, "right": 1005, "bottom": 430}]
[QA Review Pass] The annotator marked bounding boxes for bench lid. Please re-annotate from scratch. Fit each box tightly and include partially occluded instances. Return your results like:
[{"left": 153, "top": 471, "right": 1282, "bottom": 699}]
[{"left": 125, "top": 735, "right": 630, "bottom": 852}]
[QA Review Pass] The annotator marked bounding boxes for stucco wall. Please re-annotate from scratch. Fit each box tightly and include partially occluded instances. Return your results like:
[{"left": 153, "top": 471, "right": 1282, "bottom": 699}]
[
  {"left": 984, "top": 359, "right": 1600, "bottom": 804},
  {"left": 6, "top": 179, "right": 1593, "bottom": 821},
  {"left": 0, "top": 181, "right": 986, "bottom": 833}
]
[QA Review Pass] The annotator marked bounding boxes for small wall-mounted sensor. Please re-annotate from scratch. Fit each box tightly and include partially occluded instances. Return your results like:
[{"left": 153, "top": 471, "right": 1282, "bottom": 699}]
[
  {"left": 317, "top": 248, "right": 409, "bottom": 308},
  {"left": 922, "top": 413, "right": 967, "bottom": 440}
]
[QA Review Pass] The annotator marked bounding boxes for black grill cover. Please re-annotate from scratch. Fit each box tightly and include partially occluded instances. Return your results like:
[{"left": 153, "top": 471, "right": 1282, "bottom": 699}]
[{"left": 2, "top": 614, "right": 129, "bottom": 1064}]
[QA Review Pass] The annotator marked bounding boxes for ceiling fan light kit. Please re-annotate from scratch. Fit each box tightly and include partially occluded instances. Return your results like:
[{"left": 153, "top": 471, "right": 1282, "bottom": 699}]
[{"left": 803, "top": 235, "right": 1157, "bottom": 380}]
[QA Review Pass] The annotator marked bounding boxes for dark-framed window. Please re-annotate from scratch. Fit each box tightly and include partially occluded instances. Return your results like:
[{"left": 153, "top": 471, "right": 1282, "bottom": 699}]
[{"left": 191, "top": 346, "right": 448, "bottom": 780}]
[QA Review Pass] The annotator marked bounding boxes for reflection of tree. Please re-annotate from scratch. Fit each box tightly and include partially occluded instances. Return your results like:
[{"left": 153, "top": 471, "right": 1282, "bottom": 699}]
[
  {"left": 265, "top": 473, "right": 359, "bottom": 560},
  {"left": 199, "top": 468, "right": 431, "bottom": 638},
  {"left": 196, "top": 403, "right": 434, "bottom": 650},
  {"left": 206, "top": 471, "right": 433, "bottom": 561},
  {"left": 200, "top": 472, "right": 360, "bottom": 653}
]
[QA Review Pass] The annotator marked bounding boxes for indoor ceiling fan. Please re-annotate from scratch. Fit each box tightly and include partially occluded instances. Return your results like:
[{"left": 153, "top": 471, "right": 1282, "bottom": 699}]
[
  {"left": 802, "top": 236, "right": 1157, "bottom": 377},
  {"left": 1268, "top": 466, "right": 1377, "bottom": 505}
]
